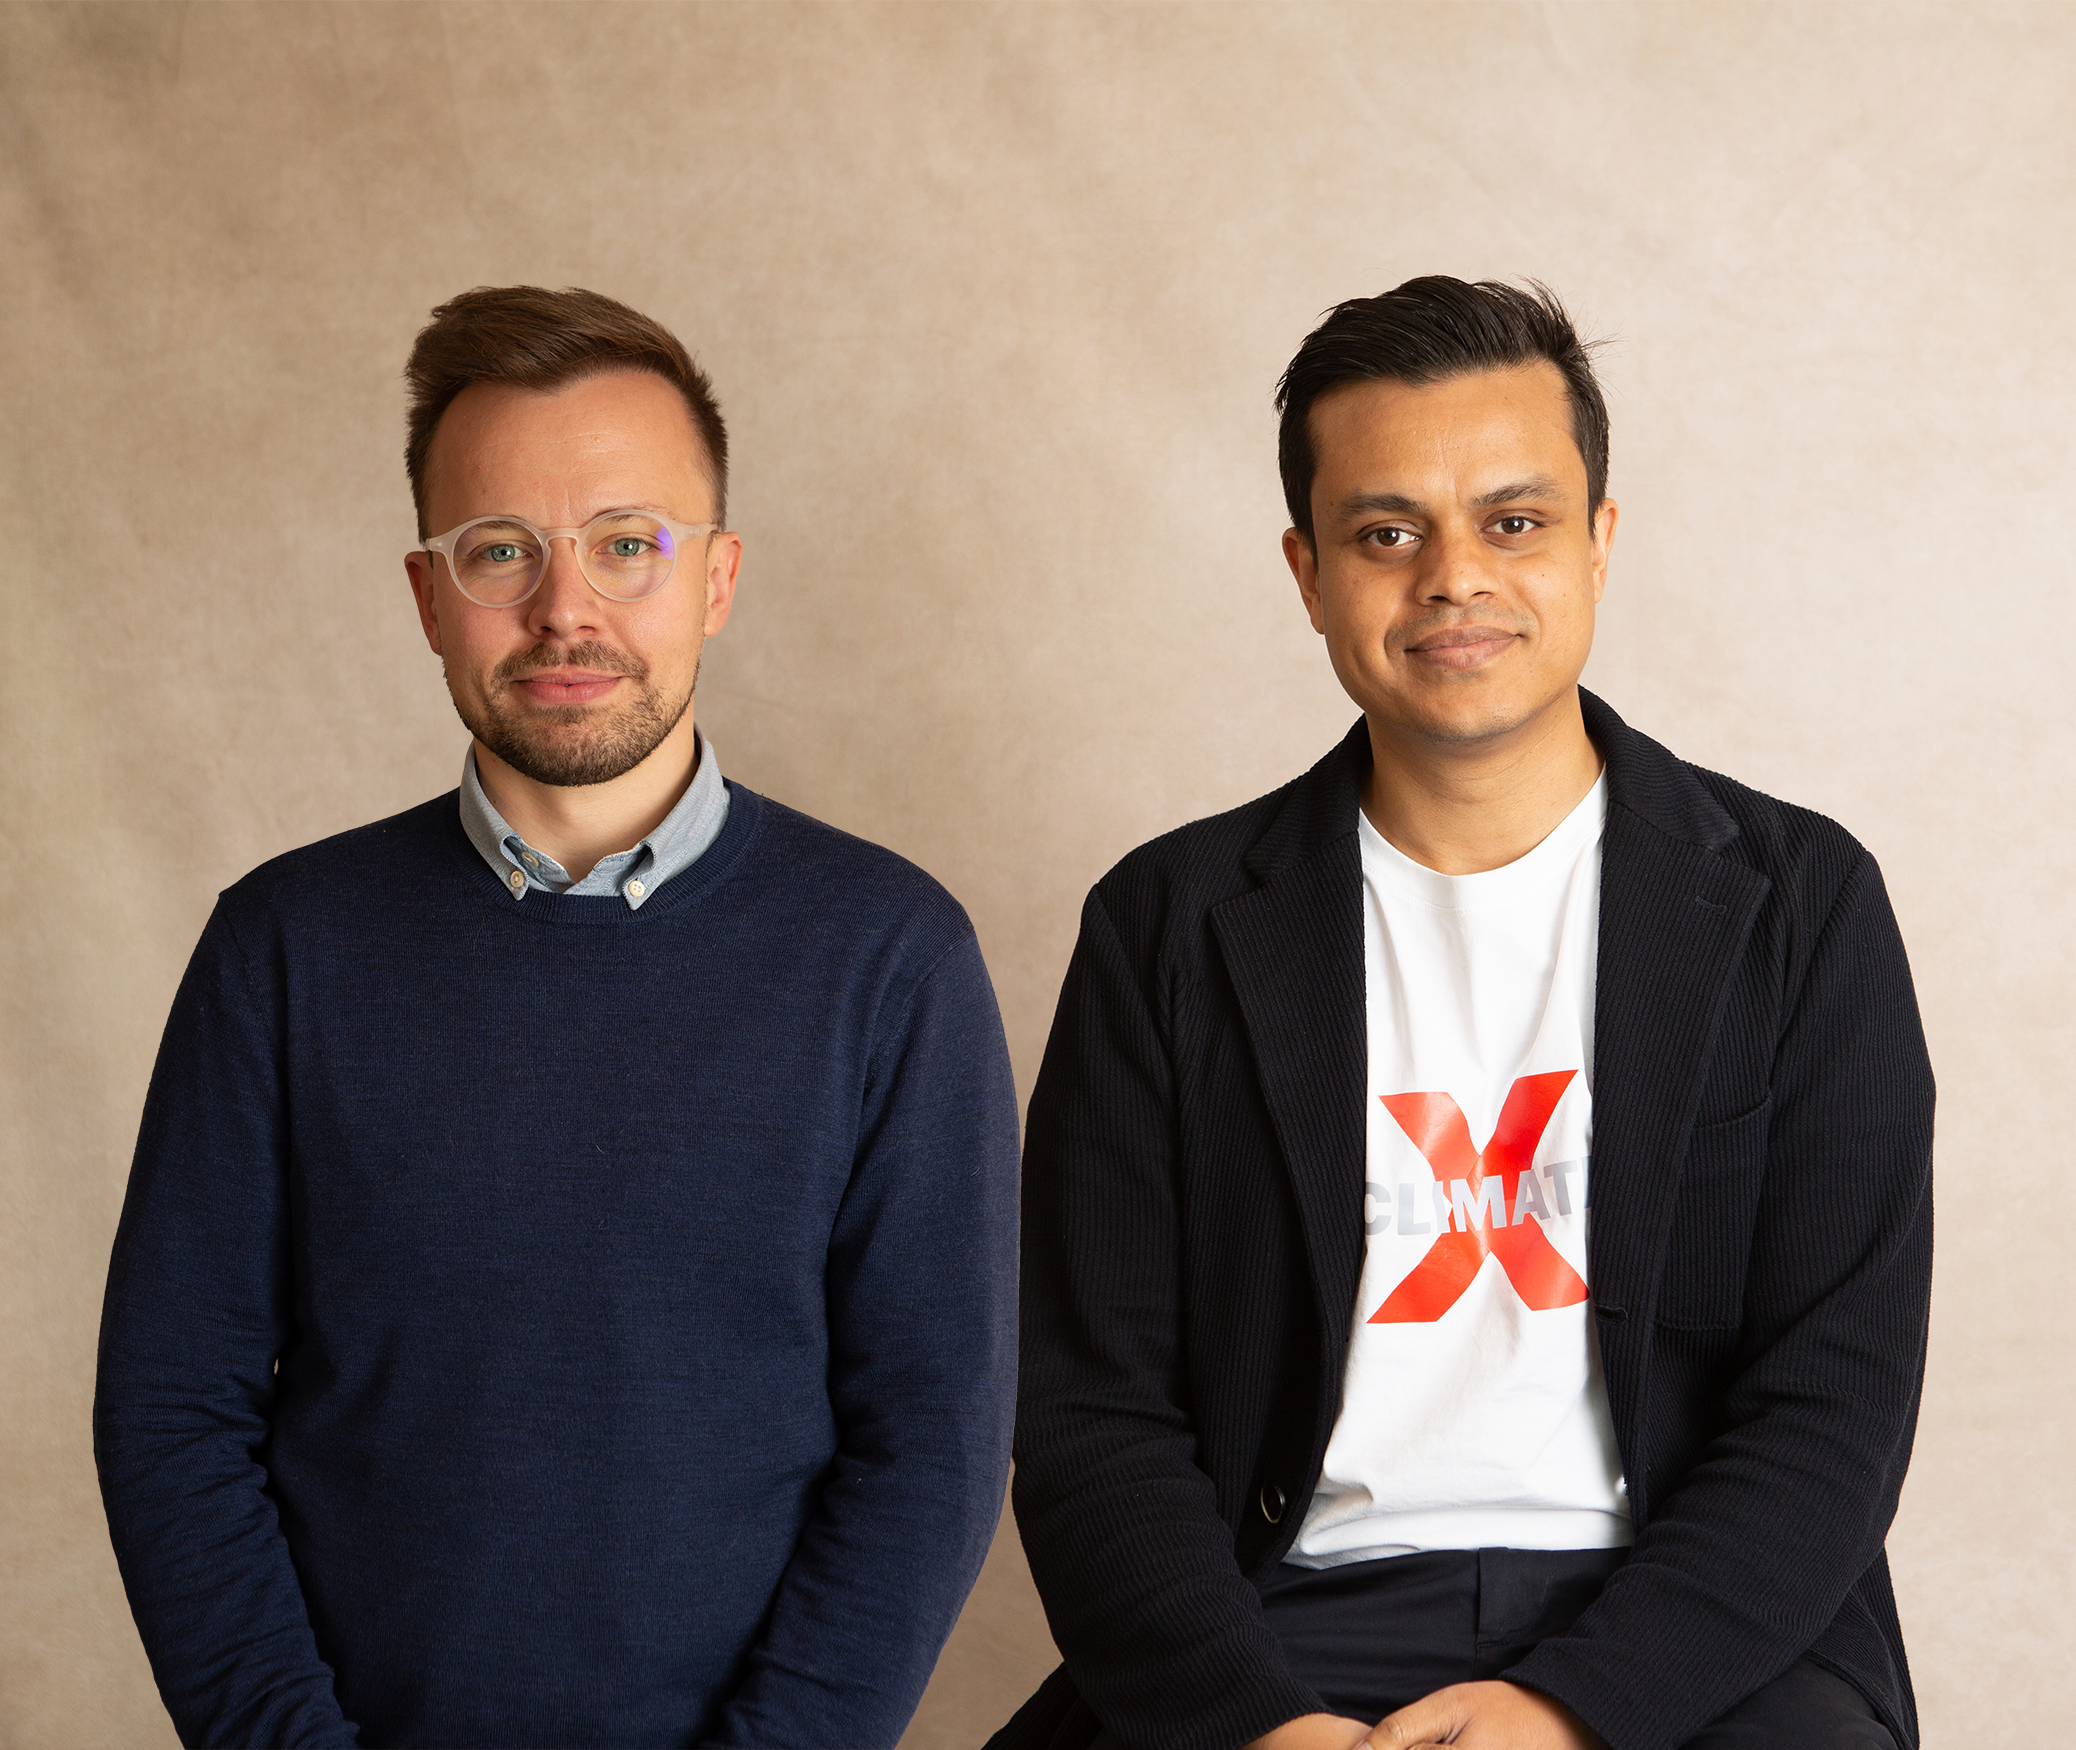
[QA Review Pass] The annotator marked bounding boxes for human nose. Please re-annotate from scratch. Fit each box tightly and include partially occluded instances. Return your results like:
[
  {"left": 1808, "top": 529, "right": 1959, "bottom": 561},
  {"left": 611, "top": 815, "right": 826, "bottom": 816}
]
[
  {"left": 1419, "top": 522, "right": 1496, "bottom": 604},
  {"left": 524, "top": 534, "right": 604, "bottom": 639}
]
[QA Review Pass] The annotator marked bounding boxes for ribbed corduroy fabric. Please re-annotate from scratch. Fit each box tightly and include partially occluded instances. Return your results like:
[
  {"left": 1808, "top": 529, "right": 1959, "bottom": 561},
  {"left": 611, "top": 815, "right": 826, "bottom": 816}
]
[
  {"left": 994, "top": 692, "right": 1932, "bottom": 1750},
  {"left": 95, "top": 784, "right": 1021, "bottom": 1750}
]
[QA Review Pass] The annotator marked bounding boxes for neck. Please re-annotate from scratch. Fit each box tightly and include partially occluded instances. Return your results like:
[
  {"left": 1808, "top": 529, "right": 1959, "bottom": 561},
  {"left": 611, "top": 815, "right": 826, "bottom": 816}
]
[
  {"left": 1361, "top": 688, "right": 1603, "bottom": 876},
  {"left": 474, "top": 712, "right": 701, "bottom": 883}
]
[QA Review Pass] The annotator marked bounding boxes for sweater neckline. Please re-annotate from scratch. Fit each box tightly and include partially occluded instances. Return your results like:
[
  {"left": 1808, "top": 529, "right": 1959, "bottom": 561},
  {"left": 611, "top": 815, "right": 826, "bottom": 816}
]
[{"left": 444, "top": 781, "right": 763, "bottom": 926}]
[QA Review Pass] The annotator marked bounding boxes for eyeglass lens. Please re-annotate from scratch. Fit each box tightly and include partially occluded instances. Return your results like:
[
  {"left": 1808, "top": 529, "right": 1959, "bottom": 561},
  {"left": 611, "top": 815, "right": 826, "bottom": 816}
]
[{"left": 448, "top": 515, "right": 679, "bottom": 605}]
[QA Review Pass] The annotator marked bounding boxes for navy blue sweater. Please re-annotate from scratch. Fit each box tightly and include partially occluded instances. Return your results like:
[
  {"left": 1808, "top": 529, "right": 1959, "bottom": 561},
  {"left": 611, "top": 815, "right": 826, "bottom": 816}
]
[{"left": 95, "top": 784, "right": 1021, "bottom": 1749}]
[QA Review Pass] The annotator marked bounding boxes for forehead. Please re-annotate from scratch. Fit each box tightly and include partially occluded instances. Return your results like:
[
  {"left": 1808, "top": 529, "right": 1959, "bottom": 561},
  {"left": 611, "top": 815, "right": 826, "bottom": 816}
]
[
  {"left": 424, "top": 369, "right": 711, "bottom": 523},
  {"left": 1306, "top": 362, "right": 1584, "bottom": 499}
]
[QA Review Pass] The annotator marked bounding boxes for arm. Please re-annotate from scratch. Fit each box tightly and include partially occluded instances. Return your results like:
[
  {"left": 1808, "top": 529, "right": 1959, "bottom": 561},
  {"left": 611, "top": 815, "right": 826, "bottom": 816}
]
[
  {"left": 1506, "top": 848, "right": 1934, "bottom": 1750},
  {"left": 1014, "top": 891, "right": 1324, "bottom": 1750},
  {"left": 93, "top": 905, "right": 358, "bottom": 1748},
  {"left": 706, "top": 929, "right": 1021, "bottom": 1750}
]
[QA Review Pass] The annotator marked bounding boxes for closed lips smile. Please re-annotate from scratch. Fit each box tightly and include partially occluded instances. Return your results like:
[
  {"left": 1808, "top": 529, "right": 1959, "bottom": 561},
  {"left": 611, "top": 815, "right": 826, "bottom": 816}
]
[
  {"left": 514, "top": 670, "right": 625, "bottom": 703},
  {"left": 1405, "top": 628, "right": 1516, "bottom": 669}
]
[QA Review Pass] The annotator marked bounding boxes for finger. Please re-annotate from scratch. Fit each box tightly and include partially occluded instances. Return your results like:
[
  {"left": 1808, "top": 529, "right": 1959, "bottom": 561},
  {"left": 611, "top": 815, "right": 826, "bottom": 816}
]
[{"left": 1366, "top": 1691, "right": 1467, "bottom": 1749}]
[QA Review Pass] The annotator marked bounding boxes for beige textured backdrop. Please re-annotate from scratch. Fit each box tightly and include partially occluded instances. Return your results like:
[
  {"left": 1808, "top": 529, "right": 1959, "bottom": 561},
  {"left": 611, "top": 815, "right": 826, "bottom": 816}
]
[{"left": 4, "top": 2, "right": 2071, "bottom": 1744}]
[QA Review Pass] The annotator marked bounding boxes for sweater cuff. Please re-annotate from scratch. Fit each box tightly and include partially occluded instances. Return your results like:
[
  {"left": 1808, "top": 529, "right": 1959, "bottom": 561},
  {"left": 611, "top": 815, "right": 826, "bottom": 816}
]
[
  {"left": 1502, "top": 1643, "right": 1657, "bottom": 1750},
  {"left": 1166, "top": 1671, "right": 1333, "bottom": 1750}
]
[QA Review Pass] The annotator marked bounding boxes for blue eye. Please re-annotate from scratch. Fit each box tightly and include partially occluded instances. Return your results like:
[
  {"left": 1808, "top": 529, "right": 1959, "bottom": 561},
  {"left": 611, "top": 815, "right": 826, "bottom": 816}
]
[{"left": 483, "top": 544, "right": 525, "bottom": 564}]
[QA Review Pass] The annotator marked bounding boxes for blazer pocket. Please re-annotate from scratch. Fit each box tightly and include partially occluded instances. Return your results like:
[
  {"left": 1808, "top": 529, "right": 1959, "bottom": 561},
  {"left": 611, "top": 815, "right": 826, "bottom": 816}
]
[{"left": 1655, "top": 1097, "right": 1771, "bottom": 1331}]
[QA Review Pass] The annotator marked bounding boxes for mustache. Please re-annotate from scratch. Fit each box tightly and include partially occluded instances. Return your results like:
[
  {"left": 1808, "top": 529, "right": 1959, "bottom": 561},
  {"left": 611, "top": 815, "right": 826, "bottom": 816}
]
[{"left": 492, "top": 642, "right": 649, "bottom": 686}]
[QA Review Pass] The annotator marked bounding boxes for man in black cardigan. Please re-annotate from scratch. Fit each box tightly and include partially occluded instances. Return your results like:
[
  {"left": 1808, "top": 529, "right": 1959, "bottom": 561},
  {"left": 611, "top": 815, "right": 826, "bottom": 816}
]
[{"left": 994, "top": 280, "right": 1932, "bottom": 1750}]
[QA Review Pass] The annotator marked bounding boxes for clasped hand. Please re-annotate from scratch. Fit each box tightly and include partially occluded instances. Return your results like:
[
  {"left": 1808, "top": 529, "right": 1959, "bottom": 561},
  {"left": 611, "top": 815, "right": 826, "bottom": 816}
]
[{"left": 1244, "top": 1681, "right": 1606, "bottom": 1750}]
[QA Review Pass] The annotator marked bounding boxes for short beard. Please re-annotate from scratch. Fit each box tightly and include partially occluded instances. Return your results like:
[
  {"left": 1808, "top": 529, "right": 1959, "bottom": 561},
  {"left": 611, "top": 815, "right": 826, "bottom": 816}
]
[{"left": 453, "top": 641, "right": 696, "bottom": 788}]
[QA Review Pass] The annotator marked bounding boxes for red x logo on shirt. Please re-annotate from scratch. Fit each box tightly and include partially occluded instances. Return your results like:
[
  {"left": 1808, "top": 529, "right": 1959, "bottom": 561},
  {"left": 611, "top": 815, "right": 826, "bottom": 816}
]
[{"left": 1368, "top": 1069, "right": 1590, "bottom": 1324}]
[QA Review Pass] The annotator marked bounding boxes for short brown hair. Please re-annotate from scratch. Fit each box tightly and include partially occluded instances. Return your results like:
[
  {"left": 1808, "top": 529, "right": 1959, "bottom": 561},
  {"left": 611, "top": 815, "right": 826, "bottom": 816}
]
[{"left": 404, "top": 285, "right": 728, "bottom": 536}]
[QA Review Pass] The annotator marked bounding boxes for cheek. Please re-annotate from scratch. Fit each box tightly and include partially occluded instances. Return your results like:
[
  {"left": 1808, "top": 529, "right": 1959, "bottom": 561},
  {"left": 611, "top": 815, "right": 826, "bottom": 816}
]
[
  {"left": 1320, "top": 577, "right": 1389, "bottom": 648},
  {"left": 441, "top": 613, "right": 524, "bottom": 685},
  {"left": 664, "top": 598, "right": 707, "bottom": 648},
  {"left": 1531, "top": 572, "right": 1599, "bottom": 647},
  {"left": 624, "top": 606, "right": 705, "bottom": 675}
]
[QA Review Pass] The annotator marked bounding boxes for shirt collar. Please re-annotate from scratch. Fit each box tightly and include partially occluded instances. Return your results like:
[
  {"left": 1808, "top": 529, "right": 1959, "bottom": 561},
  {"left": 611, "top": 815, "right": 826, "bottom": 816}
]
[{"left": 457, "top": 731, "right": 730, "bottom": 909}]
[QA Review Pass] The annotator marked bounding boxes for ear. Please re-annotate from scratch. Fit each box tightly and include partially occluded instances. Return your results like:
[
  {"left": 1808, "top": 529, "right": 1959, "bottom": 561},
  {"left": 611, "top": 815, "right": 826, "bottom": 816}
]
[
  {"left": 405, "top": 552, "right": 443, "bottom": 656},
  {"left": 700, "top": 532, "right": 744, "bottom": 639},
  {"left": 1283, "top": 528, "right": 1327, "bottom": 635},
  {"left": 1588, "top": 499, "right": 1619, "bottom": 605}
]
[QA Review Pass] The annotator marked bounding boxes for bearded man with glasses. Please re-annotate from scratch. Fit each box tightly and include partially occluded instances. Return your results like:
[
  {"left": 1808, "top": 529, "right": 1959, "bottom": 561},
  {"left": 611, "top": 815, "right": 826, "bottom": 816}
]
[{"left": 94, "top": 286, "right": 1020, "bottom": 1750}]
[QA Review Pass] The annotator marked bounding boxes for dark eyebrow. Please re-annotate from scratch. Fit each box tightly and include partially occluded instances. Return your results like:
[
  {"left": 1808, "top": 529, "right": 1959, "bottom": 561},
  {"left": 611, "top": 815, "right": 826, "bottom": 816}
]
[
  {"left": 1333, "top": 477, "right": 1568, "bottom": 522},
  {"left": 1470, "top": 476, "right": 1566, "bottom": 509},
  {"left": 1336, "top": 492, "right": 1426, "bottom": 518}
]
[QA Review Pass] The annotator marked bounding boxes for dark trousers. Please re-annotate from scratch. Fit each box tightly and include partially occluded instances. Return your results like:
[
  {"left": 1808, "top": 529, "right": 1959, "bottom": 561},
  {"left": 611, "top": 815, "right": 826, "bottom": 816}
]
[{"left": 1254, "top": 1549, "right": 1896, "bottom": 1748}]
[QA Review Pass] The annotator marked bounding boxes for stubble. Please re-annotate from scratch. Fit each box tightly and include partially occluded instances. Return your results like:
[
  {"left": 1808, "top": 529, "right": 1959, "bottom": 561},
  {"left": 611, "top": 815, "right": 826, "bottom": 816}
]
[{"left": 451, "top": 641, "right": 696, "bottom": 788}]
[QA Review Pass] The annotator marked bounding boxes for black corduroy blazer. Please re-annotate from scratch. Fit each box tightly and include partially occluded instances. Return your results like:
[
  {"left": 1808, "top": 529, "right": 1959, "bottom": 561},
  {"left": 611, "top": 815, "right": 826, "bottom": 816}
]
[{"left": 993, "top": 692, "right": 1933, "bottom": 1750}]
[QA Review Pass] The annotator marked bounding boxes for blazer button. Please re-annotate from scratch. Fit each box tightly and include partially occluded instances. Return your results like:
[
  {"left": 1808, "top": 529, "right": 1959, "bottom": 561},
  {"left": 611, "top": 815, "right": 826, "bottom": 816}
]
[{"left": 1259, "top": 1483, "right": 1287, "bottom": 1525}]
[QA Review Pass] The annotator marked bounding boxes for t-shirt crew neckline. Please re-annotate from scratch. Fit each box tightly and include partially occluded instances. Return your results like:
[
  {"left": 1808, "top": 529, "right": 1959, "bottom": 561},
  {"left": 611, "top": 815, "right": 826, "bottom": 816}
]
[
  {"left": 1357, "top": 772, "right": 1609, "bottom": 912},
  {"left": 444, "top": 780, "right": 763, "bottom": 929},
  {"left": 1292, "top": 762, "right": 1627, "bottom": 1565}
]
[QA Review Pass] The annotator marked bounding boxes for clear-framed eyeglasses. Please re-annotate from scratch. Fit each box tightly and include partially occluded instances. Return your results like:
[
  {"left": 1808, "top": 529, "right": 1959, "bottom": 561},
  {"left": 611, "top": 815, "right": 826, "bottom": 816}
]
[{"left": 414, "top": 511, "right": 717, "bottom": 607}]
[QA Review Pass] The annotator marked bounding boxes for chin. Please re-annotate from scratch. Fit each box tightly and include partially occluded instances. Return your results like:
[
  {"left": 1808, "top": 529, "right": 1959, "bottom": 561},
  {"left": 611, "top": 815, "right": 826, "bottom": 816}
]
[
  {"left": 1393, "top": 689, "right": 1548, "bottom": 747},
  {"left": 497, "top": 733, "right": 660, "bottom": 789}
]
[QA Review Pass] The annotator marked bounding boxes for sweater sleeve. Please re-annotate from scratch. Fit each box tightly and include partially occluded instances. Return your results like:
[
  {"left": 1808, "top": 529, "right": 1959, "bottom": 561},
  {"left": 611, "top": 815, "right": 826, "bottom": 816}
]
[
  {"left": 1010, "top": 889, "right": 1325, "bottom": 1750},
  {"left": 1506, "top": 848, "right": 1935, "bottom": 1750},
  {"left": 93, "top": 903, "right": 359, "bottom": 1748},
  {"left": 705, "top": 927, "right": 1022, "bottom": 1750}
]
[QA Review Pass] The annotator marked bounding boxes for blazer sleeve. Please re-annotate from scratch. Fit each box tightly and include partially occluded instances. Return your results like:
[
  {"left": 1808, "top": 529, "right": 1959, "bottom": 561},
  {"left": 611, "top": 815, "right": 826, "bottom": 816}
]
[
  {"left": 1012, "top": 888, "right": 1324, "bottom": 1750},
  {"left": 93, "top": 903, "right": 359, "bottom": 1748},
  {"left": 1507, "top": 845, "right": 1935, "bottom": 1750},
  {"left": 705, "top": 928, "right": 1022, "bottom": 1750}
]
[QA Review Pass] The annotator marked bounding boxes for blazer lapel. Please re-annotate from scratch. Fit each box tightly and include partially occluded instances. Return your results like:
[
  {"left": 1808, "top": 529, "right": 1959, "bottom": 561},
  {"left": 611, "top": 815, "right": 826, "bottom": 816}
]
[
  {"left": 1210, "top": 727, "right": 1370, "bottom": 1365},
  {"left": 1582, "top": 692, "right": 1770, "bottom": 1464},
  {"left": 1202, "top": 697, "right": 1772, "bottom": 1472}
]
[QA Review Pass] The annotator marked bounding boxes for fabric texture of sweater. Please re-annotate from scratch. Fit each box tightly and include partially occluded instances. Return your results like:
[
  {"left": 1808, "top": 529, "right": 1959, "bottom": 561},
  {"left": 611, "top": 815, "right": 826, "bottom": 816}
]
[{"left": 95, "top": 781, "right": 1021, "bottom": 1750}]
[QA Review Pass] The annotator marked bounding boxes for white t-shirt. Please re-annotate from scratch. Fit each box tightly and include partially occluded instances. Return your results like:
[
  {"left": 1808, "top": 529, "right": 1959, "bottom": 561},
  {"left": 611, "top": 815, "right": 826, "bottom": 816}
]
[{"left": 1288, "top": 776, "right": 1632, "bottom": 1565}]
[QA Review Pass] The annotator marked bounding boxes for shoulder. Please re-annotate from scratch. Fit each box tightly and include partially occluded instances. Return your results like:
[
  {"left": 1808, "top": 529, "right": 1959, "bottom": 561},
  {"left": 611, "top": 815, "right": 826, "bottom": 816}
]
[
  {"left": 1688, "top": 763, "right": 1874, "bottom": 904},
  {"left": 1683, "top": 764, "right": 1899, "bottom": 983},
  {"left": 728, "top": 787, "right": 978, "bottom": 959},
  {"left": 1589, "top": 692, "right": 1879, "bottom": 925},
  {"left": 1086, "top": 723, "right": 1368, "bottom": 953},
  {"left": 1091, "top": 783, "right": 1298, "bottom": 932},
  {"left": 216, "top": 793, "right": 464, "bottom": 928}
]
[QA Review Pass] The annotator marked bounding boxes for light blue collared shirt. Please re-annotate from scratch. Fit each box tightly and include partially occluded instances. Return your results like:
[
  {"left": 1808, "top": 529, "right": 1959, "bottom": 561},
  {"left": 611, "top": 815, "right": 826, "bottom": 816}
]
[{"left": 458, "top": 731, "right": 731, "bottom": 910}]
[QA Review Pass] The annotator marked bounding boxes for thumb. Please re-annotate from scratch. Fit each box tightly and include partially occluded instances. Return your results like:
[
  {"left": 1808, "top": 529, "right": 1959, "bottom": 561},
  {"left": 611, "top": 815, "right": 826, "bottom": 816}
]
[{"left": 1366, "top": 1689, "right": 1468, "bottom": 1749}]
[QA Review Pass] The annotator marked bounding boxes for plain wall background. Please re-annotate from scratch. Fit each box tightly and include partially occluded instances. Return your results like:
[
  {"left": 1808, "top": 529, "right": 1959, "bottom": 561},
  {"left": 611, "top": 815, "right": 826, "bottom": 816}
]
[{"left": 3, "top": 2, "right": 2071, "bottom": 1742}]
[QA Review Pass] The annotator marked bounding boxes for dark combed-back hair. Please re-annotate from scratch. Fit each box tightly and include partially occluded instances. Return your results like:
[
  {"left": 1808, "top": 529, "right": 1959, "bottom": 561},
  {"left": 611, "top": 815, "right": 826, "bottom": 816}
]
[
  {"left": 1275, "top": 276, "right": 1607, "bottom": 541},
  {"left": 404, "top": 285, "right": 728, "bottom": 536}
]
